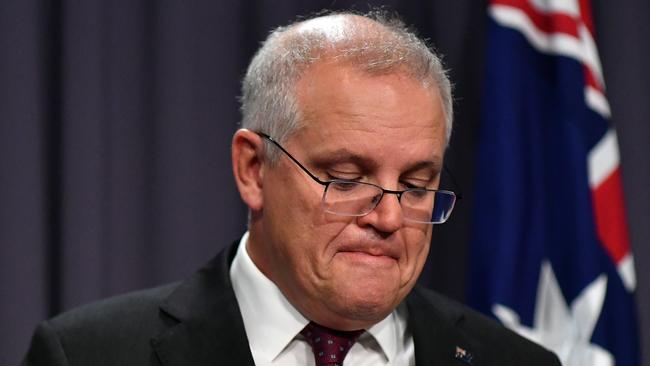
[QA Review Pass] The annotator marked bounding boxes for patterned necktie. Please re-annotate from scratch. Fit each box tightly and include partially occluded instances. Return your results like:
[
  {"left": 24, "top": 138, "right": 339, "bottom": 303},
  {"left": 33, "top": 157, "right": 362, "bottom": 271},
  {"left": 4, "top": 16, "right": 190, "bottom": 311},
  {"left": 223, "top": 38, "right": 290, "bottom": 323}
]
[{"left": 301, "top": 321, "right": 364, "bottom": 366}]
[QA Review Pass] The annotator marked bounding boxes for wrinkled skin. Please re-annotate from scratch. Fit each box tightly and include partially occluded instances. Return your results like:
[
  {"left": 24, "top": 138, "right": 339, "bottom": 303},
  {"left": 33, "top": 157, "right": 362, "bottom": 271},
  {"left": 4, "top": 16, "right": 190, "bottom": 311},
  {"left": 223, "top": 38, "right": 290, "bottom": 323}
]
[{"left": 232, "top": 61, "right": 447, "bottom": 331}]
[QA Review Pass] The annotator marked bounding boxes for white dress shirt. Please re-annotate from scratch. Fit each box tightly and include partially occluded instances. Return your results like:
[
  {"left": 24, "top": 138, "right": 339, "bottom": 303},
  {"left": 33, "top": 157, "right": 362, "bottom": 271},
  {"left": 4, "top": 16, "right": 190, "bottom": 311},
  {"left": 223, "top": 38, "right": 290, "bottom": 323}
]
[{"left": 230, "top": 232, "right": 415, "bottom": 366}]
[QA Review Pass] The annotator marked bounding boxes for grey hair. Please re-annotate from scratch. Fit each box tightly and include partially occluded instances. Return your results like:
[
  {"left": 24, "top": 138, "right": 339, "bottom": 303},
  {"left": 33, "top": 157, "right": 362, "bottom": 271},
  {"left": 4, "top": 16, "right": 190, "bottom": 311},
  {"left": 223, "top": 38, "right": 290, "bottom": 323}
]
[{"left": 240, "top": 11, "right": 453, "bottom": 163}]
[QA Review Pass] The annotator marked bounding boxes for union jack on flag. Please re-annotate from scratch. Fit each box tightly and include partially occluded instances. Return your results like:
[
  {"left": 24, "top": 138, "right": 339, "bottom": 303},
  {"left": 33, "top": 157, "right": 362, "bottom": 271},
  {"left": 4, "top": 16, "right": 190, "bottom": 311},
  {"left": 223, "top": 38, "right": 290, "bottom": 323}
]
[{"left": 469, "top": 0, "right": 640, "bottom": 365}]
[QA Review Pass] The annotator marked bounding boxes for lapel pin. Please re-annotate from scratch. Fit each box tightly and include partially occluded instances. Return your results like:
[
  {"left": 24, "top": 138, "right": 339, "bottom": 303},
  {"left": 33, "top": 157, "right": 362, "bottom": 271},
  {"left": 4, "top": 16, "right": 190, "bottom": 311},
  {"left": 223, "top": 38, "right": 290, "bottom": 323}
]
[{"left": 454, "top": 346, "right": 474, "bottom": 365}]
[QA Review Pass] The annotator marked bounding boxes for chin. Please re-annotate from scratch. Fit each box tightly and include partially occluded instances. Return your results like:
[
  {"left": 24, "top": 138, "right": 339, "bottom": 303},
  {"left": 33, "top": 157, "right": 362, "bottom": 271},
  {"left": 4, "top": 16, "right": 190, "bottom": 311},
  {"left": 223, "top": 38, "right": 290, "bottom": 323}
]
[
  {"left": 345, "top": 299, "right": 393, "bottom": 321},
  {"left": 333, "top": 278, "right": 402, "bottom": 323}
]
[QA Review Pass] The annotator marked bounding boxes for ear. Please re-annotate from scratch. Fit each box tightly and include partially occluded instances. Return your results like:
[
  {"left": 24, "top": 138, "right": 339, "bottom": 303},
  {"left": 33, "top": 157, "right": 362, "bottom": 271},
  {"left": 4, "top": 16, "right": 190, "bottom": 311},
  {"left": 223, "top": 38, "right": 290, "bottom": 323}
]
[{"left": 232, "top": 129, "right": 265, "bottom": 211}]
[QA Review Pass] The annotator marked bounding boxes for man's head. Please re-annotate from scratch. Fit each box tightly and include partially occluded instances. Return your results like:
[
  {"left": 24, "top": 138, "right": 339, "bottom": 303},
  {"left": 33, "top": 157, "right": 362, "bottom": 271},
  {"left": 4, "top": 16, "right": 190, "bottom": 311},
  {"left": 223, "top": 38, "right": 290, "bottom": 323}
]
[{"left": 232, "top": 12, "right": 453, "bottom": 330}]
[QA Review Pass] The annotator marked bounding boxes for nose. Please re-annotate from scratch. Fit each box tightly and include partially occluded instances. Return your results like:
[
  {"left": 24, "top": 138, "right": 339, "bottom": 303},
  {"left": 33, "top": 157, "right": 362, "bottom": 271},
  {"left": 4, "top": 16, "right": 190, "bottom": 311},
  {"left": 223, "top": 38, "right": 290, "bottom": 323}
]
[{"left": 357, "top": 192, "right": 403, "bottom": 234}]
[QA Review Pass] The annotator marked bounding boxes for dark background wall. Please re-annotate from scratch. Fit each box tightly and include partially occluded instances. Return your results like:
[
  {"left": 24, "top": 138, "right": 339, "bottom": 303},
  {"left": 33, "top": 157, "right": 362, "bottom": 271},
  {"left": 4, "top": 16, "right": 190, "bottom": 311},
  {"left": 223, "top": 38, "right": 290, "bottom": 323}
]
[{"left": 1, "top": 1, "right": 648, "bottom": 365}]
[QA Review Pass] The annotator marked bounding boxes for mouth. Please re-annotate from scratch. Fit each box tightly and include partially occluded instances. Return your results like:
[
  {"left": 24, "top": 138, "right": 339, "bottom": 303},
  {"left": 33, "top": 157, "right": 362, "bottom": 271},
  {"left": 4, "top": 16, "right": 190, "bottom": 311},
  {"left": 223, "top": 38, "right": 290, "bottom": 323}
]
[
  {"left": 335, "top": 244, "right": 400, "bottom": 267},
  {"left": 336, "top": 251, "right": 398, "bottom": 269}
]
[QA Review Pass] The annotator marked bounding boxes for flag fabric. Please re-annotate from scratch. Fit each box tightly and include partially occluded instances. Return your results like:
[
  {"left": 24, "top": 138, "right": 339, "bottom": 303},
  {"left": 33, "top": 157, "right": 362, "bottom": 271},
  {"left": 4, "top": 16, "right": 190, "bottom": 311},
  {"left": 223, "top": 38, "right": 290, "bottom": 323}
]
[{"left": 469, "top": 1, "right": 639, "bottom": 365}]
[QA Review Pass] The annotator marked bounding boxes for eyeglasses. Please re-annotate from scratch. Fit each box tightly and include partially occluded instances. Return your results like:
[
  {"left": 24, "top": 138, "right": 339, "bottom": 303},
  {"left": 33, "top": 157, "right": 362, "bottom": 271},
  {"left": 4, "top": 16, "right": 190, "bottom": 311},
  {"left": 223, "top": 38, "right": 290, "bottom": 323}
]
[{"left": 256, "top": 132, "right": 458, "bottom": 224}]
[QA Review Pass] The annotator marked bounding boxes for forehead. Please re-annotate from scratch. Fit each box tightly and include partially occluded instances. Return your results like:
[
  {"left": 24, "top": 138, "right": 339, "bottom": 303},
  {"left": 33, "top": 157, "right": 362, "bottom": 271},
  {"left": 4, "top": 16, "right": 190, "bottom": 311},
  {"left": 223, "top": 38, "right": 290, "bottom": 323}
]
[{"left": 290, "top": 61, "right": 446, "bottom": 168}]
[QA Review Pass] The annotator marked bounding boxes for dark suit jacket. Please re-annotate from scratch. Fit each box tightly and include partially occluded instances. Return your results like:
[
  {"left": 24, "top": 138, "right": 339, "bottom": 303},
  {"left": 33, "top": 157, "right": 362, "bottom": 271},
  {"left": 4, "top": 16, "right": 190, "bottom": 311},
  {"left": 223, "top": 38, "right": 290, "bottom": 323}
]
[{"left": 23, "top": 242, "right": 561, "bottom": 365}]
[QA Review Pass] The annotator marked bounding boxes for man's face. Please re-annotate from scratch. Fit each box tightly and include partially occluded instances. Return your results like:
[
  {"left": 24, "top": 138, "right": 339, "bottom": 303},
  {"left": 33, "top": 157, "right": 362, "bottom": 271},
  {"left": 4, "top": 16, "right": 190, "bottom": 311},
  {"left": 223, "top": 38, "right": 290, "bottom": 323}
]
[{"left": 248, "top": 61, "right": 447, "bottom": 330}]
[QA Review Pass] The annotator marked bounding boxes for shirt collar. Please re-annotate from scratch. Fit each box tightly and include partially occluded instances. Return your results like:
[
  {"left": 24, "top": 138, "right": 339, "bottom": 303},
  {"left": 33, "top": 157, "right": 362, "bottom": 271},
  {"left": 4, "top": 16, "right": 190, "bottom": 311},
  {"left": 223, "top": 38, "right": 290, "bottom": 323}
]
[
  {"left": 230, "top": 231, "right": 405, "bottom": 363},
  {"left": 363, "top": 302, "right": 406, "bottom": 363},
  {"left": 230, "top": 232, "right": 309, "bottom": 362}
]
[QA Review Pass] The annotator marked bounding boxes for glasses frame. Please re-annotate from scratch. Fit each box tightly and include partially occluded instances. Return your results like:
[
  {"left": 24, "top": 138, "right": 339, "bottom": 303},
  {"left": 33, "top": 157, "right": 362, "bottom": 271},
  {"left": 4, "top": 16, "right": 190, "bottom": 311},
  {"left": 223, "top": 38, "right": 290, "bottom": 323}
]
[{"left": 255, "top": 131, "right": 460, "bottom": 224}]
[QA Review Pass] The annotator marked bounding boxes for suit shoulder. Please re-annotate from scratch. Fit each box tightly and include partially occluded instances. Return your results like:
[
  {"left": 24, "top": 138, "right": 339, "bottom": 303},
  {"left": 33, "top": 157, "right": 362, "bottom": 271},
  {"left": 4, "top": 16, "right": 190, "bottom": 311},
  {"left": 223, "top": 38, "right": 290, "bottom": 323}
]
[
  {"left": 25, "top": 283, "right": 181, "bottom": 365},
  {"left": 411, "top": 286, "right": 561, "bottom": 365},
  {"left": 48, "top": 282, "right": 179, "bottom": 332},
  {"left": 45, "top": 283, "right": 179, "bottom": 353}
]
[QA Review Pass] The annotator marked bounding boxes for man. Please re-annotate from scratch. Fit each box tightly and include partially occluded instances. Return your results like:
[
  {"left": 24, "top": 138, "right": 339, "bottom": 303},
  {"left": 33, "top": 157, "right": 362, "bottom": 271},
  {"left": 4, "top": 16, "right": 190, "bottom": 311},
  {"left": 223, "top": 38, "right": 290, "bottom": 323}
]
[{"left": 24, "top": 12, "right": 560, "bottom": 366}]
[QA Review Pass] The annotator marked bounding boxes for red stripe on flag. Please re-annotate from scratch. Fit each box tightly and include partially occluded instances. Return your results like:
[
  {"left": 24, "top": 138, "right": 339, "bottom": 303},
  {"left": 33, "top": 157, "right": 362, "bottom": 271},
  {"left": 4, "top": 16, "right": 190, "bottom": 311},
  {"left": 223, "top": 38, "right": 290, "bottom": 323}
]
[
  {"left": 584, "top": 66, "right": 604, "bottom": 93},
  {"left": 578, "top": 0, "right": 596, "bottom": 37},
  {"left": 591, "top": 168, "right": 631, "bottom": 263},
  {"left": 492, "top": 0, "right": 580, "bottom": 38}
]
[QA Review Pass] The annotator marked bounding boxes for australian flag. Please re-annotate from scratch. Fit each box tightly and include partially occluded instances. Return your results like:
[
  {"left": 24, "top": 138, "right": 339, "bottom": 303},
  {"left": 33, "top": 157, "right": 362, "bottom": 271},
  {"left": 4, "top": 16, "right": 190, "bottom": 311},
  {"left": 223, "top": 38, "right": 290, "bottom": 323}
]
[{"left": 469, "top": 0, "right": 640, "bottom": 365}]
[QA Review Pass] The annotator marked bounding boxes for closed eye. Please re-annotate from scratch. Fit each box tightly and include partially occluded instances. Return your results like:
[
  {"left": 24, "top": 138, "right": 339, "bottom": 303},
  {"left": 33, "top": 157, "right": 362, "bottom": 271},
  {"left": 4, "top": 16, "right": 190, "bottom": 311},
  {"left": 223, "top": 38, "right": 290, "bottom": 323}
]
[
  {"left": 329, "top": 180, "right": 360, "bottom": 192},
  {"left": 400, "top": 180, "right": 428, "bottom": 190},
  {"left": 326, "top": 172, "right": 362, "bottom": 182}
]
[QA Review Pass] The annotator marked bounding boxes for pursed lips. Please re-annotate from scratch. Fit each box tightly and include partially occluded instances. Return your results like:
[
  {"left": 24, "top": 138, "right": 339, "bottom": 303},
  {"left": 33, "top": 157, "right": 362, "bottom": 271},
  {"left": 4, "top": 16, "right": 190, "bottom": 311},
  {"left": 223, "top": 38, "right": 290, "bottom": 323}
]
[{"left": 336, "top": 243, "right": 401, "bottom": 261}]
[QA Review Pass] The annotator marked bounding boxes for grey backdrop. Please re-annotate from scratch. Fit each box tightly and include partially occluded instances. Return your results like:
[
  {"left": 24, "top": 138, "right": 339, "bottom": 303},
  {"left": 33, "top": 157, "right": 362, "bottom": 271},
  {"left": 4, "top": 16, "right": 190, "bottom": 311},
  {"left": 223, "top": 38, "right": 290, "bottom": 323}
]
[{"left": 1, "top": 1, "right": 648, "bottom": 365}]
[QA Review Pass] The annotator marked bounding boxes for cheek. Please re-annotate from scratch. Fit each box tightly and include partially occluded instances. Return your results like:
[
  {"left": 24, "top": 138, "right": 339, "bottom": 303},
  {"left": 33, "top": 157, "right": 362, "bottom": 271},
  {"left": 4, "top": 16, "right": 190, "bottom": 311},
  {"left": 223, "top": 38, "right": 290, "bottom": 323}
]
[
  {"left": 264, "top": 169, "right": 321, "bottom": 238},
  {"left": 273, "top": 222, "right": 352, "bottom": 307},
  {"left": 301, "top": 220, "right": 352, "bottom": 279},
  {"left": 262, "top": 171, "right": 324, "bottom": 277},
  {"left": 267, "top": 186, "right": 350, "bottom": 281},
  {"left": 399, "top": 227, "right": 432, "bottom": 285}
]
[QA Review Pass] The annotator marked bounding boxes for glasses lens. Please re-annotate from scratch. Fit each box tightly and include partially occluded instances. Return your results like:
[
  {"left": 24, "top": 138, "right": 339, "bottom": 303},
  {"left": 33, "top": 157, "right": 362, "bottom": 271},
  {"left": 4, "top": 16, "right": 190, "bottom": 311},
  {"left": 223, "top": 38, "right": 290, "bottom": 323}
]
[
  {"left": 322, "top": 181, "right": 382, "bottom": 216},
  {"left": 323, "top": 182, "right": 456, "bottom": 224},
  {"left": 402, "top": 190, "right": 456, "bottom": 224}
]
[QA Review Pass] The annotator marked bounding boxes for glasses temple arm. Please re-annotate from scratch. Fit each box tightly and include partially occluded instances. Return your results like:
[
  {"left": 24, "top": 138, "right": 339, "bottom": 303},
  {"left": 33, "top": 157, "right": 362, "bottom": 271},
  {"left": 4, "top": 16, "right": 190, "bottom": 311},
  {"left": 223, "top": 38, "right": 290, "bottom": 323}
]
[
  {"left": 443, "top": 165, "right": 463, "bottom": 200},
  {"left": 255, "top": 131, "right": 329, "bottom": 186}
]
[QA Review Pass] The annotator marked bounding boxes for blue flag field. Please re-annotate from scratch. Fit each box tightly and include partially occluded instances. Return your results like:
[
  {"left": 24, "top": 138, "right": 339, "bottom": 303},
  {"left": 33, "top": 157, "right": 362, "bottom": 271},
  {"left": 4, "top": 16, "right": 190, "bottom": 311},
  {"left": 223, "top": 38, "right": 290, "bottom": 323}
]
[{"left": 469, "top": 1, "right": 640, "bottom": 365}]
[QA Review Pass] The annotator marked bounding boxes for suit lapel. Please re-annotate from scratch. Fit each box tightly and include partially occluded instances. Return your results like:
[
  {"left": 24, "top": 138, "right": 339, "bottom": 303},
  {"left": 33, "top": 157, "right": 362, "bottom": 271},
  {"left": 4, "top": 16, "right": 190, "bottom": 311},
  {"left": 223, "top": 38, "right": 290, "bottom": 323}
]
[
  {"left": 407, "top": 287, "right": 483, "bottom": 366},
  {"left": 151, "top": 242, "right": 255, "bottom": 366},
  {"left": 149, "top": 243, "right": 484, "bottom": 366}
]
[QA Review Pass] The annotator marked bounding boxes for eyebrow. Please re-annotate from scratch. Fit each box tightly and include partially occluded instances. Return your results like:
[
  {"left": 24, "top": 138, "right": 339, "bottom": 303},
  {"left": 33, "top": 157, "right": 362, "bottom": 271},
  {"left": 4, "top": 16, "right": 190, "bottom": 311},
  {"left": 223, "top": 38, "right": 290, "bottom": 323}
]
[
  {"left": 310, "top": 149, "right": 379, "bottom": 172},
  {"left": 309, "top": 148, "right": 442, "bottom": 176},
  {"left": 403, "top": 160, "right": 443, "bottom": 176}
]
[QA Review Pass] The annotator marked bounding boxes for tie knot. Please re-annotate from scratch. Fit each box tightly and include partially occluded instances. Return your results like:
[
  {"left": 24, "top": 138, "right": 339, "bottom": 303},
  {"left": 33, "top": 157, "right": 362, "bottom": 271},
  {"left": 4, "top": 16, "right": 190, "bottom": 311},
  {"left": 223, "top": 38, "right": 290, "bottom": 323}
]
[{"left": 301, "top": 322, "right": 364, "bottom": 366}]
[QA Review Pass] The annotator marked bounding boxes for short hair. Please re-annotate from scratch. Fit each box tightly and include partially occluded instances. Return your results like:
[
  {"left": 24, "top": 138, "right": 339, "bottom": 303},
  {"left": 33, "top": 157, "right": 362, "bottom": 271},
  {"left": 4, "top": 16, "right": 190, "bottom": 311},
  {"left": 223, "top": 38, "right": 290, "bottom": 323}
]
[{"left": 240, "top": 11, "right": 453, "bottom": 163}]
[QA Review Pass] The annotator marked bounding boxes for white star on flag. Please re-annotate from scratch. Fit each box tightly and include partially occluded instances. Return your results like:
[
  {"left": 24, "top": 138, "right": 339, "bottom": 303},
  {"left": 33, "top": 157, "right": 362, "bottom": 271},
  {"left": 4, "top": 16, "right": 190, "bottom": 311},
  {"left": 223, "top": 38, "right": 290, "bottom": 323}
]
[{"left": 492, "top": 261, "right": 613, "bottom": 366}]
